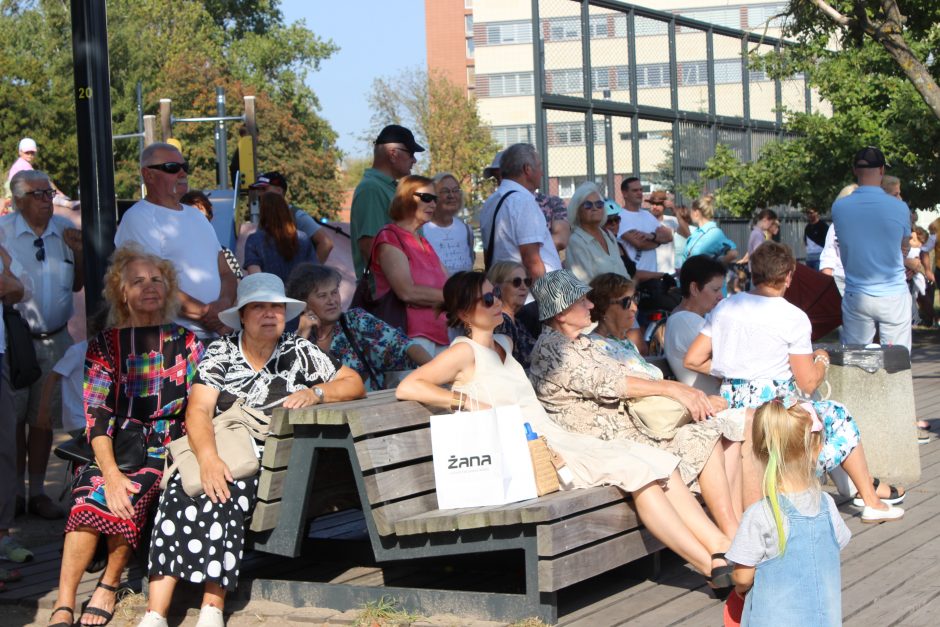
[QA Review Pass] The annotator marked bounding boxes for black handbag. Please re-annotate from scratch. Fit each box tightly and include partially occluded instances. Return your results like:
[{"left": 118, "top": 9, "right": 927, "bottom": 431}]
[
  {"left": 351, "top": 226, "right": 409, "bottom": 330},
  {"left": 54, "top": 419, "right": 148, "bottom": 472},
  {"left": 3, "top": 305, "right": 42, "bottom": 389}
]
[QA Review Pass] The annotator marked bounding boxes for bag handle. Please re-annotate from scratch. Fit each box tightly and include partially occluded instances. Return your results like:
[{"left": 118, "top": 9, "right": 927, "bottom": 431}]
[
  {"left": 339, "top": 312, "right": 379, "bottom": 387},
  {"left": 484, "top": 190, "right": 517, "bottom": 271}
]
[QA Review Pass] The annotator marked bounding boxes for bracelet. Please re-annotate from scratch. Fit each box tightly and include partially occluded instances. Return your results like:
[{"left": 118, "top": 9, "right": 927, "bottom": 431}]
[
  {"left": 813, "top": 354, "right": 830, "bottom": 367},
  {"left": 449, "top": 390, "right": 464, "bottom": 411}
]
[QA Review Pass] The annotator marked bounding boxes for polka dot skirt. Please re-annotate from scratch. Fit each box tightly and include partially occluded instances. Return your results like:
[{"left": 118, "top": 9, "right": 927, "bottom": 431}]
[{"left": 148, "top": 474, "right": 259, "bottom": 591}]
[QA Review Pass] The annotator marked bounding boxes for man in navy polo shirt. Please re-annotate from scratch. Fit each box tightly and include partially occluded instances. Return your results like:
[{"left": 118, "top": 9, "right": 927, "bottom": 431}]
[{"left": 831, "top": 147, "right": 912, "bottom": 352}]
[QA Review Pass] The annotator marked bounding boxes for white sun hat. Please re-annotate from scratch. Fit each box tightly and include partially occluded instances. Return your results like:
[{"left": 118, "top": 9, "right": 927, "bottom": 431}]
[{"left": 218, "top": 273, "right": 306, "bottom": 331}]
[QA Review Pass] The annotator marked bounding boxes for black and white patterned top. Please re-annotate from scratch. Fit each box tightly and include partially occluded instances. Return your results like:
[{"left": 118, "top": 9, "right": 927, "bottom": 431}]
[{"left": 194, "top": 332, "right": 339, "bottom": 414}]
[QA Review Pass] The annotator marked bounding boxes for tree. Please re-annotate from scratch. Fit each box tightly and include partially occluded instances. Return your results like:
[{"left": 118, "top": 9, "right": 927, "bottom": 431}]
[
  {"left": 365, "top": 69, "right": 499, "bottom": 213},
  {"left": 696, "top": 1, "right": 940, "bottom": 214},
  {"left": 0, "top": 0, "right": 343, "bottom": 215}
]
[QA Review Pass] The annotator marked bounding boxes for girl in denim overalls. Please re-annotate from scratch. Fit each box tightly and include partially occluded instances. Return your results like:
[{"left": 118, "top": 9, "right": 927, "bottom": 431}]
[{"left": 725, "top": 399, "right": 851, "bottom": 627}]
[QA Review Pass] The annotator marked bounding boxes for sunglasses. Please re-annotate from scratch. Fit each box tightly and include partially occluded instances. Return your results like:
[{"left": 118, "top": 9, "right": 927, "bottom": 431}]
[
  {"left": 33, "top": 237, "right": 45, "bottom": 262},
  {"left": 614, "top": 294, "right": 641, "bottom": 309},
  {"left": 146, "top": 161, "right": 190, "bottom": 174},
  {"left": 413, "top": 192, "right": 438, "bottom": 203},
  {"left": 506, "top": 277, "right": 533, "bottom": 289},
  {"left": 26, "top": 188, "right": 56, "bottom": 200},
  {"left": 480, "top": 286, "right": 502, "bottom": 308},
  {"left": 392, "top": 146, "right": 415, "bottom": 157},
  {"left": 580, "top": 200, "right": 606, "bottom": 210}
]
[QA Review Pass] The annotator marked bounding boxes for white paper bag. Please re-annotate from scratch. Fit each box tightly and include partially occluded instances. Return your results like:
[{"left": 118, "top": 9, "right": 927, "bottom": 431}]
[{"left": 430, "top": 405, "right": 539, "bottom": 509}]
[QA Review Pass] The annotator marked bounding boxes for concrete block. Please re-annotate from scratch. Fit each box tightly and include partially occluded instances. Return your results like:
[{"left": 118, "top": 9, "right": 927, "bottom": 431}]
[{"left": 820, "top": 344, "right": 921, "bottom": 485}]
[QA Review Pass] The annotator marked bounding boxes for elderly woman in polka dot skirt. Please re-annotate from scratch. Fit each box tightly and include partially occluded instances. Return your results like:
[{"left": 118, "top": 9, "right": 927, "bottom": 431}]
[{"left": 137, "top": 274, "right": 365, "bottom": 627}]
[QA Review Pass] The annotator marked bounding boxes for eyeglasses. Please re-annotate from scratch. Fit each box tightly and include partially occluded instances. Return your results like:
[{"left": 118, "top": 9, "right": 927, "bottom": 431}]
[
  {"left": 507, "top": 277, "right": 532, "bottom": 289},
  {"left": 480, "top": 286, "right": 502, "bottom": 308},
  {"left": 614, "top": 294, "right": 641, "bottom": 309},
  {"left": 26, "top": 188, "right": 56, "bottom": 200},
  {"left": 33, "top": 237, "right": 45, "bottom": 262},
  {"left": 580, "top": 200, "right": 606, "bottom": 210},
  {"left": 146, "top": 161, "right": 190, "bottom": 174},
  {"left": 392, "top": 146, "right": 415, "bottom": 158},
  {"left": 439, "top": 187, "right": 462, "bottom": 196},
  {"left": 413, "top": 192, "right": 438, "bottom": 203}
]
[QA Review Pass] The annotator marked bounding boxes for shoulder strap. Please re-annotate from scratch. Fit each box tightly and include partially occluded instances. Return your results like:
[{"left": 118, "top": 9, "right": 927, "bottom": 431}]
[
  {"left": 485, "top": 190, "right": 518, "bottom": 271},
  {"left": 339, "top": 312, "right": 379, "bottom": 387}
]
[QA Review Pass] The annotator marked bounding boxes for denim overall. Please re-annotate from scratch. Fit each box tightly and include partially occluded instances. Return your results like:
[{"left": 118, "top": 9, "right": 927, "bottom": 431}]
[{"left": 742, "top": 494, "right": 842, "bottom": 627}]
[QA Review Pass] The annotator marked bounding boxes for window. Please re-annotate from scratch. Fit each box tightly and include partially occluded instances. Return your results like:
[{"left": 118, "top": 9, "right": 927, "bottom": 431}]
[
  {"left": 548, "top": 17, "right": 579, "bottom": 41},
  {"left": 465, "top": 14, "right": 473, "bottom": 36},
  {"left": 467, "top": 66, "right": 475, "bottom": 89},
  {"left": 548, "top": 68, "right": 582, "bottom": 94},
  {"left": 636, "top": 63, "right": 670, "bottom": 89},
  {"left": 680, "top": 61, "right": 707, "bottom": 86},
  {"left": 588, "top": 15, "right": 609, "bottom": 38},
  {"left": 714, "top": 58, "right": 743, "bottom": 84},
  {"left": 749, "top": 68, "right": 769, "bottom": 83},
  {"left": 484, "top": 72, "right": 534, "bottom": 97},
  {"left": 466, "top": 37, "right": 475, "bottom": 59},
  {"left": 491, "top": 125, "right": 535, "bottom": 148},
  {"left": 464, "top": 0, "right": 473, "bottom": 8},
  {"left": 634, "top": 16, "right": 668, "bottom": 37},
  {"left": 616, "top": 67, "right": 631, "bottom": 92},
  {"left": 747, "top": 4, "right": 788, "bottom": 29},
  {"left": 484, "top": 21, "right": 532, "bottom": 46},
  {"left": 592, "top": 67, "right": 610, "bottom": 91},
  {"left": 557, "top": 177, "right": 578, "bottom": 198},
  {"left": 679, "top": 8, "right": 740, "bottom": 30},
  {"left": 548, "top": 120, "right": 607, "bottom": 146}
]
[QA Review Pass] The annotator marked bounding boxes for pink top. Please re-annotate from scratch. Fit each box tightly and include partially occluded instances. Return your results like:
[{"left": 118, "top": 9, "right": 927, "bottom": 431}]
[
  {"left": 7, "top": 157, "right": 32, "bottom": 181},
  {"left": 371, "top": 223, "right": 448, "bottom": 345}
]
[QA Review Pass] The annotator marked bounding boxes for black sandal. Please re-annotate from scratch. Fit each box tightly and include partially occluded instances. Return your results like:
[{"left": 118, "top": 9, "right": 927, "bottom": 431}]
[
  {"left": 852, "top": 477, "right": 905, "bottom": 507},
  {"left": 706, "top": 552, "right": 734, "bottom": 589},
  {"left": 80, "top": 581, "right": 118, "bottom": 626},
  {"left": 49, "top": 606, "right": 74, "bottom": 627}
]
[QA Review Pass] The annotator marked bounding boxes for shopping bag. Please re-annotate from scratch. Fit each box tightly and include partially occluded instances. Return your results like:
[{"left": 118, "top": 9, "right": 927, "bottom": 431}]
[{"left": 430, "top": 405, "right": 539, "bottom": 509}]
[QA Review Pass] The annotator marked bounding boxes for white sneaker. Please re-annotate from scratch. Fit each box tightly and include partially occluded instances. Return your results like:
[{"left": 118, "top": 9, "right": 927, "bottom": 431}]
[
  {"left": 195, "top": 604, "right": 225, "bottom": 627},
  {"left": 136, "top": 610, "right": 169, "bottom": 627},
  {"left": 861, "top": 504, "right": 904, "bottom": 524}
]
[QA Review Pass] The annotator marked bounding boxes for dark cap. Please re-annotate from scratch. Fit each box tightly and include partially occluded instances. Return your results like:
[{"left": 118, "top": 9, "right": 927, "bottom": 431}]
[
  {"left": 375, "top": 124, "right": 425, "bottom": 153},
  {"left": 853, "top": 146, "right": 888, "bottom": 169},
  {"left": 249, "top": 171, "right": 287, "bottom": 191}
]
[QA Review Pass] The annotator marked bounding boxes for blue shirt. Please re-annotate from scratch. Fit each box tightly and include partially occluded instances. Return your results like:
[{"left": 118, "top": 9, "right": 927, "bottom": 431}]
[
  {"left": 831, "top": 186, "right": 909, "bottom": 296},
  {"left": 244, "top": 230, "right": 317, "bottom": 284},
  {"left": 681, "top": 221, "right": 736, "bottom": 265}
]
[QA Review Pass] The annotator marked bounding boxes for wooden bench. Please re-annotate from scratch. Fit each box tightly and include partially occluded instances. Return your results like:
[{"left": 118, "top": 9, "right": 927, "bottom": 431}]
[{"left": 241, "top": 389, "right": 667, "bottom": 624}]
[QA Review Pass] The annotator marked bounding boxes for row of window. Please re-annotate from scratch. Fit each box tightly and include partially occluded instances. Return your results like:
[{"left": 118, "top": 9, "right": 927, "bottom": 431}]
[
  {"left": 476, "top": 3, "right": 787, "bottom": 47},
  {"left": 478, "top": 59, "right": 773, "bottom": 98},
  {"left": 490, "top": 124, "right": 673, "bottom": 149}
]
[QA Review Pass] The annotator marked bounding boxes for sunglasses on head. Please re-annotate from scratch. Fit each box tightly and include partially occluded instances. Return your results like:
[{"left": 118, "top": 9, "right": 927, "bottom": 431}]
[
  {"left": 615, "top": 294, "right": 641, "bottom": 309},
  {"left": 481, "top": 286, "right": 502, "bottom": 308},
  {"left": 507, "top": 277, "right": 532, "bottom": 288},
  {"left": 146, "top": 161, "right": 190, "bottom": 174},
  {"left": 413, "top": 192, "right": 438, "bottom": 203},
  {"left": 580, "top": 200, "right": 606, "bottom": 210}
]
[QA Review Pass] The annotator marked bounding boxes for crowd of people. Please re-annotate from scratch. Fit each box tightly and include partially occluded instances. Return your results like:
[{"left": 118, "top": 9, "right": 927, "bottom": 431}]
[{"left": 0, "top": 127, "right": 928, "bottom": 627}]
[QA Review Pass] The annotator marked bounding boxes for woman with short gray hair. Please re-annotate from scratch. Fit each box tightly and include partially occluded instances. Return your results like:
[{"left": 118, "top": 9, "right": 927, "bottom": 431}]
[
  {"left": 424, "top": 173, "right": 474, "bottom": 276},
  {"left": 563, "top": 181, "right": 629, "bottom": 283}
]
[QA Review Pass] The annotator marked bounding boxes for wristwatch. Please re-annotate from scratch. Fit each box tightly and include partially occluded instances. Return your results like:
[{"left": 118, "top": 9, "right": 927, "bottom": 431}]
[{"left": 312, "top": 386, "right": 325, "bottom": 402}]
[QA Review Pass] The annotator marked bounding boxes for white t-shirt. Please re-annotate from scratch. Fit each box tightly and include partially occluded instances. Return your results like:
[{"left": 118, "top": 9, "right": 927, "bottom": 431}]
[
  {"left": 819, "top": 225, "right": 843, "bottom": 279},
  {"left": 423, "top": 218, "right": 474, "bottom": 276},
  {"left": 908, "top": 247, "right": 926, "bottom": 296},
  {"left": 664, "top": 310, "right": 721, "bottom": 395},
  {"left": 115, "top": 199, "right": 222, "bottom": 336},
  {"left": 617, "top": 208, "right": 661, "bottom": 273},
  {"left": 53, "top": 340, "right": 87, "bottom": 433},
  {"left": 480, "top": 180, "right": 562, "bottom": 272},
  {"left": 702, "top": 292, "right": 813, "bottom": 380},
  {"left": 656, "top": 215, "right": 678, "bottom": 274}
]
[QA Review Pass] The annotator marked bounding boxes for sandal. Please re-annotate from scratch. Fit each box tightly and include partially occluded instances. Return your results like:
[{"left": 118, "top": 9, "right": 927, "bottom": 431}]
[
  {"left": 80, "top": 581, "right": 118, "bottom": 626},
  {"left": 706, "top": 552, "right": 734, "bottom": 589},
  {"left": 852, "top": 477, "right": 905, "bottom": 507},
  {"left": 49, "top": 606, "right": 74, "bottom": 627}
]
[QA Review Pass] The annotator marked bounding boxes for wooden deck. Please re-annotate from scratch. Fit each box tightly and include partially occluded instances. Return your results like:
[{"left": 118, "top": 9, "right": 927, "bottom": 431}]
[{"left": 2, "top": 332, "right": 939, "bottom": 626}]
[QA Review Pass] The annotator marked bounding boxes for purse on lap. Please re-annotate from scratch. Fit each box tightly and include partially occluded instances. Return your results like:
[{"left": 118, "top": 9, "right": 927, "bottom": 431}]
[
  {"left": 625, "top": 395, "right": 692, "bottom": 440},
  {"left": 161, "top": 400, "right": 270, "bottom": 497},
  {"left": 54, "top": 419, "right": 148, "bottom": 472}
]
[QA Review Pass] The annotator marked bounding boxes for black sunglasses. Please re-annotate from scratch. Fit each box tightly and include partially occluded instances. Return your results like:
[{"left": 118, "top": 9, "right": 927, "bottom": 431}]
[
  {"left": 580, "top": 200, "right": 606, "bottom": 210},
  {"left": 413, "top": 192, "right": 438, "bottom": 203},
  {"left": 146, "top": 161, "right": 190, "bottom": 174},
  {"left": 481, "top": 286, "right": 502, "bottom": 308},
  {"left": 33, "top": 237, "right": 45, "bottom": 262},
  {"left": 615, "top": 294, "right": 641, "bottom": 309},
  {"left": 27, "top": 188, "right": 56, "bottom": 200},
  {"left": 507, "top": 277, "right": 532, "bottom": 288}
]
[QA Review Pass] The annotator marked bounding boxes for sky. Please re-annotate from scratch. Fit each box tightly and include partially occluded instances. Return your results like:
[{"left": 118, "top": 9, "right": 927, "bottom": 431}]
[{"left": 280, "top": 0, "right": 427, "bottom": 159}]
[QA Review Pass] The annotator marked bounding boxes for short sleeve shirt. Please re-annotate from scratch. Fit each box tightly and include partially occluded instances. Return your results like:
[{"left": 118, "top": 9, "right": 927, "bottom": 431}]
[
  {"left": 535, "top": 192, "right": 567, "bottom": 229},
  {"left": 243, "top": 230, "right": 317, "bottom": 284},
  {"left": 617, "top": 209, "right": 662, "bottom": 273},
  {"left": 292, "top": 206, "right": 322, "bottom": 238},
  {"left": 422, "top": 218, "right": 474, "bottom": 276},
  {"left": 663, "top": 311, "right": 721, "bottom": 395},
  {"left": 53, "top": 340, "right": 88, "bottom": 432},
  {"left": 480, "top": 180, "right": 562, "bottom": 272},
  {"left": 350, "top": 168, "right": 397, "bottom": 278}
]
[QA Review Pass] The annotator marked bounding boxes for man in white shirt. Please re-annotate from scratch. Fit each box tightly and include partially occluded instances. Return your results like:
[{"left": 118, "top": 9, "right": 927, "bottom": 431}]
[
  {"left": 115, "top": 143, "right": 236, "bottom": 338},
  {"left": 649, "top": 190, "right": 688, "bottom": 275},
  {"left": 618, "top": 177, "right": 673, "bottom": 279},
  {"left": 0, "top": 170, "right": 83, "bottom": 520},
  {"left": 480, "top": 143, "right": 561, "bottom": 278}
]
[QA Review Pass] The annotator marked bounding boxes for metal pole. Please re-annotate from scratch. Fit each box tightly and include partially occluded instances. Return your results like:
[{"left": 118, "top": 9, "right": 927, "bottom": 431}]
[
  {"left": 216, "top": 87, "right": 229, "bottom": 189},
  {"left": 244, "top": 96, "right": 258, "bottom": 185},
  {"left": 71, "top": 0, "right": 117, "bottom": 317},
  {"left": 581, "top": 0, "right": 594, "bottom": 183},
  {"left": 531, "top": 0, "right": 548, "bottom": 192},
  {"left": 627, "top": 9, "right": 640, "bottom": 178}
]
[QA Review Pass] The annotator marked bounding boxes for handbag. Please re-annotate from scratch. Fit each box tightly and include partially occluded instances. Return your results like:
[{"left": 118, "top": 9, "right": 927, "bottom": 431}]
[
  {"left": 53, "top": 419, "right": 148, "bottom": 472},
  {"left": 350, "top": 226, "right": 408, "bottom": 330},
  {"left": 161, "top": 400, "right": 270, "bottom": 497},
  {"left": 3, "top": 305, "right": 42, "bottom": 389},
  {"left": 626, "top": 395, "right": 692, "bottom": 440}
]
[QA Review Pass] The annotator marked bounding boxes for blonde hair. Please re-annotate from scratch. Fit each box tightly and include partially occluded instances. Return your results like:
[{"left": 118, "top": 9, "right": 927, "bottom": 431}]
[
  {"left": 752, "top": 399, "right": 823, "bottom": 555},
  {"left": 881, "top": 175, "right": 901, "bottom": 195},
  {"left": 836, "top": 183, "right": 858, "bottom": 200},
  {"left": 692, "top": 194, "right": 715, "bottom": 220},
  {"left": 103, "top": 244, "right": 180, "bottom": 327},
  {"left": 487, "top": 260, "right": 525, "bottom": 286}
]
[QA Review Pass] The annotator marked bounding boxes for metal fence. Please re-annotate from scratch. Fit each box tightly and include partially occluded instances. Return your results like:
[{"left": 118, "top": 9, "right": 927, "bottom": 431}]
[{"left": 530, "top": 0, "right": 810, "bottom": 206}]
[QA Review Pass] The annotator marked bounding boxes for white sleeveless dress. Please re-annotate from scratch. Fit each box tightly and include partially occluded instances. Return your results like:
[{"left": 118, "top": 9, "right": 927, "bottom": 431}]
[{"left": 452, "top": 336, "right": 679, "bottom": 492}]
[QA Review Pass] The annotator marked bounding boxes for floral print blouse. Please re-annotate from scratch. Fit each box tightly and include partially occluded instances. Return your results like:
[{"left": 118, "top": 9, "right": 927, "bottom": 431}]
[
  {"left": 588, "top": 333, "right": 664, "bottom": 380},
  {"left": 328, "top": 308, "right": 418, "bottom": 391}
]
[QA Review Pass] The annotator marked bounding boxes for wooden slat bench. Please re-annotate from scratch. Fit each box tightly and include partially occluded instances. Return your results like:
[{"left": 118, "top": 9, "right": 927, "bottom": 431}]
[{"left": 241, "top": 389, "right": 668, "bottom": 624}]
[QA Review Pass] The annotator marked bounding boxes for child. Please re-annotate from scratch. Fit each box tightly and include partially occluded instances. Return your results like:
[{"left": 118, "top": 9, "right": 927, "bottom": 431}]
[{"left": 725, "top": 399, "right": 851, "bottom": 627}]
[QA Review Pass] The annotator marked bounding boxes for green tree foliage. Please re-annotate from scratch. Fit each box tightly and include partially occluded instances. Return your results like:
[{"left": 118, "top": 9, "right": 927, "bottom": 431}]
[
  {"left": 366, "top": 69, "right": 500, "bottom": 213},
  {"left": 698, "top": 1, "right": 940, "bottom": 214},
  {"left": 0, "top": 0, "right": 342, "bottom": 215}
]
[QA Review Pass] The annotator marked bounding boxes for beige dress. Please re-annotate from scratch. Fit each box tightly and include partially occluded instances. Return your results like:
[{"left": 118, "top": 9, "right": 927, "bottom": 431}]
[{"left": 452, "top": 335, "right": 679, "bottom": 493}]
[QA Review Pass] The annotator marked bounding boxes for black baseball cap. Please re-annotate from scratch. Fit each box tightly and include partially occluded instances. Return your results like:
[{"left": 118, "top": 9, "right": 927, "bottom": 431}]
[
  {"left": 375, "top": 124, "right": 425, "bottom": 153},
  {"left": 249, "top": 171, "right": 287, "bottom": 191},
  {"left": 853, "top": 146, "right": 888, "bottom": 169}
]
